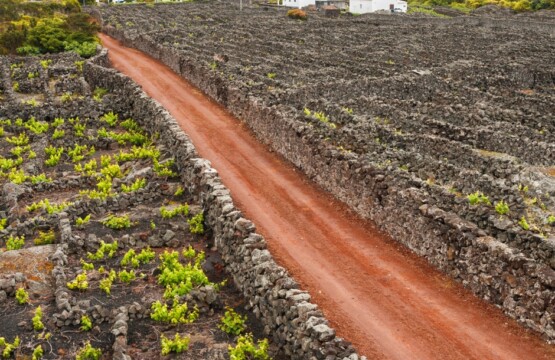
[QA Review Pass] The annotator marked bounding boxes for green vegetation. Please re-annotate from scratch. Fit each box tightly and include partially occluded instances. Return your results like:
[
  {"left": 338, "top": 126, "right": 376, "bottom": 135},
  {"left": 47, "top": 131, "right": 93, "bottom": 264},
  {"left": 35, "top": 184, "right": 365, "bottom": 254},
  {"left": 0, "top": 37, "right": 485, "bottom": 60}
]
[
  {"left": 102, "top": 214, "right": 131, "bottom": 230},
  {"left": 100, "top": 111, "right": 118, "bottom": 127},
  {"left": 67, "top": 271, "right": 88, "bottom": 291},
  {"left": 303, "top": 108, "right": 336, "bottom": 129},
  {"left": 160, "top": 333, "right": 190, "bottom": 355},
  {"left": 467, "top": 191, "right": 491, "bottom": 206},
  {"left": 160, "top": 203, "right": 189, "bottom": 219},
  {"left": 121, "top": 247, "right": 155, "bottom": 268},
  {"left": 15, "top": 287, "right": 28, "bottom": 304},
  {"left": 27, "top": 198, "right": 72, "bottom": 214},
  {"left": 228, "top": 334, "right": 271, "bottom": 360},
  {"left": 495, "top": 200, "right": 510, "bottom": 215},
  {"left": 32, "top": 344, "right": 43, "bottom": 360},
  {"left": 547, "top": 215, "right": 555, "bottom": 225},
  {"left": 174, "top": 186, "right": 184, "bottom": 196},
  {"left": 157, "top": 248, "right": 215, "bottom": 299},
  {"left": 80, "top": 315, "right": 92, "bottom": 331},
  {"left": 0, "top": 219, "right": 7, "bottom": 231},
  {"left": 0, "top": 0, "right": 100, "bottom": 57},
  {"left": 219, "top": 307, "right": 247, "bottom": 336},
  {"left": 518, "top": 216, "right": 530, "bottom": 230},
  {"left": 6, "top": 234, "right": 25, "bottom": 250},
  {"left": 150, "top": 300, "right": 199, "bottom": 324},
  {"left": 44, "top": 145, "right": 63, "bottom": 167},
  {"left": 188, "top": 213, "right": 204, "bottom": 235},
  {"left": 52, "top": 128, "right": 65, "bottom": 139},
  {"left": 32, "top": 306, "right": 45, "bottom": 331},
  {"left": 407, "top": 0, "right": 555, "bottom": 13},
  {"left": 0, "top": 336, "right": 20, "bottom": 358},
  {"left": 34, "top": 229, "right": 55, "bottom": 245},
  {"left": 80, "top": 258, "right": 94, "bottom": 271},
  {"left": 99, "top": 269, "right": 116, "bottom": 295},
  {"left": 76, "top": 341, "right": 101, "bottom": 360},
  {"left": 87, "top": 240, "right": 118, "bottom": 261},
  {"left": 6, "top": 133, "right": 29, "bottom": 146},
  {"left": 75, "top": 214, "right": 91, "bottom": 227},
  {"left": 92, "top": 87, "right": 107, "bottom": 102},
  {"left": 121, "top": 178, "right": 146, "bottom": 192},
  {"left": 118, "top": 269, "right": 136, "bottom": 283},
  {"left": 153, "top": 159, "right": 178, "bottom": 177}
]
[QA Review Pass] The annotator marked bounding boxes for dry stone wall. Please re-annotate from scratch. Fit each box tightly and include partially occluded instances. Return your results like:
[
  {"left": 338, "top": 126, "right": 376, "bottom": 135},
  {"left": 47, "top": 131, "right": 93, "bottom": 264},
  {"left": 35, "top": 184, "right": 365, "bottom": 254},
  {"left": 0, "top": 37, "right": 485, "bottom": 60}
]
[{"left": 92, "top": 3, "right": 555, "bottom": 343}]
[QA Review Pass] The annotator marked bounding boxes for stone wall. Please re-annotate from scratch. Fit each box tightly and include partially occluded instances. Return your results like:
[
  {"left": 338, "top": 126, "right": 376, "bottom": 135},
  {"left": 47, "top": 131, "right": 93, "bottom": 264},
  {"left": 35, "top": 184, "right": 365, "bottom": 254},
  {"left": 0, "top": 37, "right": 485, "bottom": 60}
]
[
  {"left": 83, "top": 50, "right": 364, "bottom": 359},
  {"left": 91, "top": 25, "right": 555, "bottom": 343}
]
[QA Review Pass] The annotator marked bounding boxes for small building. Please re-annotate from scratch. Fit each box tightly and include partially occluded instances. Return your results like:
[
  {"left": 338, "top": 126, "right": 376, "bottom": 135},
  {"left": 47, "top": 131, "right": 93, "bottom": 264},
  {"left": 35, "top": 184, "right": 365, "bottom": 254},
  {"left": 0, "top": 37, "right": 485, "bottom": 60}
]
[
  {"left": 316, "top": 0, "right": 348, "bottom": 10},
  {"left": 322, "top": 5, "right": 341, "bottom": 17},
  {"left": 350, "top": 0, "right": 408, "bottom": 14},
  {"left": 282, "top": 0, "right": 315, "bottom": 9},
  {"left": 282, "top": 0, "right": 348, "bottom": 10}
]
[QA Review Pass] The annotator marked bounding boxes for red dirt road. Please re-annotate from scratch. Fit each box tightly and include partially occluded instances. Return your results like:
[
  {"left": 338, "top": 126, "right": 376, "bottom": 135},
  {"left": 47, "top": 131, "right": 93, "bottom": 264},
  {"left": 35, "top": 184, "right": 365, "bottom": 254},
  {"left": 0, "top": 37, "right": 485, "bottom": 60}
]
[{"left": 100, "top": 34, "right": 555, "bottom": 360}]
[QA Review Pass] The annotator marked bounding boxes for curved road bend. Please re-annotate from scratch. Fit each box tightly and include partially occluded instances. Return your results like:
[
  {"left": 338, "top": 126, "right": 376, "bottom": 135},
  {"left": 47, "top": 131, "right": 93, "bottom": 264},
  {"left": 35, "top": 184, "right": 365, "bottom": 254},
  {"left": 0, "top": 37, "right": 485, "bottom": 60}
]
[{"left": 100, "top": 34, "right": 554, "bottom": 360}]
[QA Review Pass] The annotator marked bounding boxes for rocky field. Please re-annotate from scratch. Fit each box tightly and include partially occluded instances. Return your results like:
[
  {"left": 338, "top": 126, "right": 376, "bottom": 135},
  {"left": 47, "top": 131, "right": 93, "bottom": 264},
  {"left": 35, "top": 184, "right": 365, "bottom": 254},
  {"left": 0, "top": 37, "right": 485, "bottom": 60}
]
[
  {"left": 0, "top": 53, "right": 280, "bottom": 359},
  {"left": 96, "top": 2, "right": 555, "bottom": 342}
]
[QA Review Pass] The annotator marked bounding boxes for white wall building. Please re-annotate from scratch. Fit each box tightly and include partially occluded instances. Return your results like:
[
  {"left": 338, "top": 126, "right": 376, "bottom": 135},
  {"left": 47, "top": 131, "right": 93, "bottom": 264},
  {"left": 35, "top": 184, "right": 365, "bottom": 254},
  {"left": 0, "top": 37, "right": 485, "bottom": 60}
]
[
  {"left": 282, "top": 0, "right": 315, "bottom": 8},
  {"left": 350, "top": 0, "right": 407, "bottom": 13}
]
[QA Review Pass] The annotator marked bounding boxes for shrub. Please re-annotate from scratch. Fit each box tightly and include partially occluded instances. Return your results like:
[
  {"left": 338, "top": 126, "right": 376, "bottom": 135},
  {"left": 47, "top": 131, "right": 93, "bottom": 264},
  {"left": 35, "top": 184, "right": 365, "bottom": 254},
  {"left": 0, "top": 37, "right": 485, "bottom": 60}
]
[
  {"left": 27, "top": 199, "right": 72, "bottom": 214},
  {"left": 287, "top": 9, "right": 307, "bottom": 20},
  {"left": 100, "top": 111, "right": 118, "bottom": 127},
  {"left": 80, "top": 259, "right": 94, "bottom": 271},
  {"left": 67, "top": 272, "right": 88, "bottom": 291},
  {"left": 495, "top": 200, "right": 510, "bottom": 215},
  {"left": 188, "top": 213, "right": 204, "bottom": 235},
  {"left": 118, "top": 269, "right": 136, "bottom": 283},
  {"left": 160, "top": 333, "right": 190, "bottom": 355},
  {"left": 76, "top": 341, "right": 101, "bottom": 360},
  {"left": 32, "top": 306, "right": 45, "bottom": 331},
  {"left": 102, "top": 214, "right": 131, "bottom": 230},
  {"left": 92, "top": 87, "right": 108, "bottom": 102},
  {"left": 15, "top": 288, "right": 29, "bottom": 304},
  {"left": 6, "top": 133, "right": 29, "bottom": 146},
  {"left": 6, "top": 235, "right": 25, "bottom": 250},
  {"left": 30, "top": 173, "right": 52, "bottom": 184},
  {"left": 34, "top": 230, "right": 55, "bottom": 245},
  {"left": 219, "top": 307, "right": 247, "bottom": 336},
  {"left": 0, "top": 336, "right": 20, "bottom": 358},
  {"left": 121, "top": 178, "right": 146, "bottom": 192},
  {"left": 160, "top": 204, "right": 189, "bottom": 219},
  {"left": 548, "top": 215, "right": 555, "bottom": 226},
  {"left": 100, "top": 163, "right": 123, "bottom": 178},
  {"left": 150, "top": 300, "right": 199, "bottom": 324},
  {"left": 87, "top": 240, "right": 118, "bottom": 261},
  {"left": 80, "top": 315, "right": 92, "bottom": 331},
  {"left": 99, "top": 270, "right": 116, "bottom": 295},
  {"left": 467, "top": 191, "right": 491, "bottom": 206},
  {"left": 228, "top": 334, "right": 270, "bottom": 360},
  {"left": 518, "top": 216, "right": 530, "bottom": 230},
  {"left": 75, "top": 214, "right": 91, "bottom": 227},
  {"left": 32, "top": 344, "right": 43, "bottom": 360}
]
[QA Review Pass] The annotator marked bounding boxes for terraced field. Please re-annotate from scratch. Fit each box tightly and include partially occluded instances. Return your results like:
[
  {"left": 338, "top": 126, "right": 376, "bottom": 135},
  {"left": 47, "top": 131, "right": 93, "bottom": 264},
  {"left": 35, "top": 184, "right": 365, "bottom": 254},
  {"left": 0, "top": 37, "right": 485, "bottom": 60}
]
[
  {"left": 97, "top": 2, "right": 555, "bottom": 344},
  {"left": 0, "top": 54, "right": 277, "bottom": 359}
]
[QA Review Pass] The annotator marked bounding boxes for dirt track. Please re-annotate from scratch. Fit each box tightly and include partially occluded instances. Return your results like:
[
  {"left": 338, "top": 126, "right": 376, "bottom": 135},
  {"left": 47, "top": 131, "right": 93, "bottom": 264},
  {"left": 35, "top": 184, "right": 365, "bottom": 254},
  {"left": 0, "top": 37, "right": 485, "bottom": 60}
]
[{"left": 100, "top": 34, "right": 555, "bottom": 360}]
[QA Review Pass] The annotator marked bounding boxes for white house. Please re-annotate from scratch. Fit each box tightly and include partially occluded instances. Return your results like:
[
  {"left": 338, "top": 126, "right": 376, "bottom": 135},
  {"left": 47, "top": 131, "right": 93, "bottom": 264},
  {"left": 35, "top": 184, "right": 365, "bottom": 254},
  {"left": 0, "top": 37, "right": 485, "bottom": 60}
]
[
  {"left": 282, "top": 0, "right": 315, "bottom": 9},
  {"left": 350, "top": 0, "right": 407, "bottom": 13}
]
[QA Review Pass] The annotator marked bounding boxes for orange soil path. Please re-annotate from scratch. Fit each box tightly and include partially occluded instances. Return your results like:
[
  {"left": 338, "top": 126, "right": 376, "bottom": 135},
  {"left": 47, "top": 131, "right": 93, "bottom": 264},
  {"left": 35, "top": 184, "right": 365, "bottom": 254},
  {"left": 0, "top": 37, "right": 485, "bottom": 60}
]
[{"left": 100, "top": 34, "right": 554, "bottom": 360}]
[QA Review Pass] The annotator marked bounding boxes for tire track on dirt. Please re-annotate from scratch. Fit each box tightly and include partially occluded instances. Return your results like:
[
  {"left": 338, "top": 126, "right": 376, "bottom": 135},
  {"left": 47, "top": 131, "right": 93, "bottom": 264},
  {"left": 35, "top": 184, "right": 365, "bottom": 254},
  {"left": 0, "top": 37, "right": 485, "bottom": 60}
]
[{"left": 100, "top": 34, "right": 554, "bottom": 360}]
